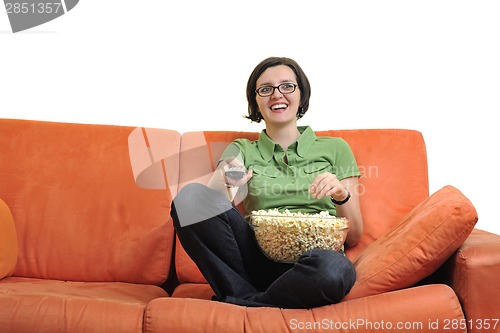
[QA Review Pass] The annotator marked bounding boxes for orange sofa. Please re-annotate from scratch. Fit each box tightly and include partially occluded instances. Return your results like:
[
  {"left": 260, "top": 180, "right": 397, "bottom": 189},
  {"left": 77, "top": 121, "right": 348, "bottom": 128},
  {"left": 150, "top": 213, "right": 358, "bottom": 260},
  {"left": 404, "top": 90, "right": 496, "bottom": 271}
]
[{"left": 1, "top": 118, "right": 499, "bottom": 333}]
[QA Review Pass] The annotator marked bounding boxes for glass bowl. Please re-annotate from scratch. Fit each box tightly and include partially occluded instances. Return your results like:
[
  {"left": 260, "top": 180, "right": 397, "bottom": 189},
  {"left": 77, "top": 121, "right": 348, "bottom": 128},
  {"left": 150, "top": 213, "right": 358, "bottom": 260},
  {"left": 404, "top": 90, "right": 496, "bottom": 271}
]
[{"left": 250, "top": 210, "right": 350, "bottom": 263}]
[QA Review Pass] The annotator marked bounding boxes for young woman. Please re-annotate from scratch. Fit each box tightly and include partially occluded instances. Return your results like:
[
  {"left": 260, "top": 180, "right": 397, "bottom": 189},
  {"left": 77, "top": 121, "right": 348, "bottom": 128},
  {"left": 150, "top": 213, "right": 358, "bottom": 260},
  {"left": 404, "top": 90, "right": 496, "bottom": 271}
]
[{"left": 171, "top": 57, "right": 363, "bottom": 308}]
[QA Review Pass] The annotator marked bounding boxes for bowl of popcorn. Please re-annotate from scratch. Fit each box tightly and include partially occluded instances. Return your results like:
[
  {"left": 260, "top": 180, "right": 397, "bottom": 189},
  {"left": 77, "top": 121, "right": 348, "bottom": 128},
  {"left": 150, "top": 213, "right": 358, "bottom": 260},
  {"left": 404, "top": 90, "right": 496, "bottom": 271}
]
[{"left": 250, "top": 209, "right": 349, "bottom": 263}]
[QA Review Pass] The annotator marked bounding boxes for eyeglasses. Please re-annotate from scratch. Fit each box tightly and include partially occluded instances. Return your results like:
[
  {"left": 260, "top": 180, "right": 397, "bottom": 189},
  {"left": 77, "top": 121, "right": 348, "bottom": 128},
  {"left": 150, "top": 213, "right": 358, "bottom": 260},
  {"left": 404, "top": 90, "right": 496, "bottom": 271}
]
[{"left": 255, "top": 83, "right": 298, "bottom": 97}]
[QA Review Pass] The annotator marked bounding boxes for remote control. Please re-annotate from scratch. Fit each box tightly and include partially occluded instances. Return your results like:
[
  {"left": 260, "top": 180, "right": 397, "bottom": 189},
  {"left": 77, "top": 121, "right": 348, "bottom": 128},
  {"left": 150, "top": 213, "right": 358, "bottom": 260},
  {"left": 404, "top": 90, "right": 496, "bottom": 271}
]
[{"left": 225, "top": 170, "right": 246, "bottom": 180}]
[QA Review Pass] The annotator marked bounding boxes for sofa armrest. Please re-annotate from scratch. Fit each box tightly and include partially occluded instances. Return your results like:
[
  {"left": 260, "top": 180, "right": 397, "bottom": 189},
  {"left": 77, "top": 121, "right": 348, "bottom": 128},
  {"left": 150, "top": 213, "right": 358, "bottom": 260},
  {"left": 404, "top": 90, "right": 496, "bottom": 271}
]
[
  {"left": 438, "top": 229, "right": 500, "bottom": 332},
  {"left": 0, "top": 198, "right": 18, "bottom": 279}
]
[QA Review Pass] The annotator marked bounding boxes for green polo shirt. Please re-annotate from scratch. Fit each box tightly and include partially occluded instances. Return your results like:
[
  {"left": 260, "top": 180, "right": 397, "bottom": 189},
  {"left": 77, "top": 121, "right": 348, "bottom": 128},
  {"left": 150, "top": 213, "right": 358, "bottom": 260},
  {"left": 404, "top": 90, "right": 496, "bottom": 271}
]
[{"left": 220, "top": 126, "right": 360, "bottom": 217}]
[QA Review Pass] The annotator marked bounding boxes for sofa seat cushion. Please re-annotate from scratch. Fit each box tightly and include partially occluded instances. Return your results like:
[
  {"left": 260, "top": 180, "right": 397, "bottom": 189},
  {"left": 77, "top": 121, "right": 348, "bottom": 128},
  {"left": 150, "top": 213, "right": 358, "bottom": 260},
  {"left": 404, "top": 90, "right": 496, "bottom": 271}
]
[
  {"left": 144, "top": 284, "right": 464, "bottom": 333},
  {"left": 344, "top": 185, "right": 478, "bottom": 300},
  {"left": 0, "top": 277, "right": 168, "bottom": 333},
  {"left": 171, "top": 283, "right": 215, "bottom": 300}
]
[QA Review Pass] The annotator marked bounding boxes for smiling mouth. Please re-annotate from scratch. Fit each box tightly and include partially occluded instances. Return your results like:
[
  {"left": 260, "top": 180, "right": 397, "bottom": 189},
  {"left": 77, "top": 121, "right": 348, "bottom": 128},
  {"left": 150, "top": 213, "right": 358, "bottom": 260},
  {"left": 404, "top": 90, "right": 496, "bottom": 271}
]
[{"left": 271, "top": 104, "right": 287, "bottom": 111}]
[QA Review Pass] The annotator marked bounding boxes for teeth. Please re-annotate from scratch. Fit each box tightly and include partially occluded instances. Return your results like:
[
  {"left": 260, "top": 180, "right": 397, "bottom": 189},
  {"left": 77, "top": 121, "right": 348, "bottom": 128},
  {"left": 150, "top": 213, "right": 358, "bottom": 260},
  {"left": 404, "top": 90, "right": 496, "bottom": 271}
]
[{"left": 271, "top": 104, "right": 287, "bottom": 110}]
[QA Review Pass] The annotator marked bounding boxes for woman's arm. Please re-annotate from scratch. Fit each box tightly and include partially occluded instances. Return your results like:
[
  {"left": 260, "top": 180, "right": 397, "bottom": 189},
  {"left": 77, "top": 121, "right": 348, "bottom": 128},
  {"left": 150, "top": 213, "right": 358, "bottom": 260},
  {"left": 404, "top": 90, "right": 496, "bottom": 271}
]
[{"left": 336, "top": 176, "right": 363, "bottom": 247}]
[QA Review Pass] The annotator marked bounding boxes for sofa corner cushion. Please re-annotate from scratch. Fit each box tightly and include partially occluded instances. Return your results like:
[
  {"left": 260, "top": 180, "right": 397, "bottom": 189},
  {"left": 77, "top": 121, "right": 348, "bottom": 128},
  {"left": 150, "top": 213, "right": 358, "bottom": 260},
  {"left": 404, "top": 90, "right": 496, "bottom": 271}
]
[
  {"left": 0, "top": 198, "right": 18, "bottom": 279},
  {"left": 344, "top": 185, "right": 478, "bottom": 301}
]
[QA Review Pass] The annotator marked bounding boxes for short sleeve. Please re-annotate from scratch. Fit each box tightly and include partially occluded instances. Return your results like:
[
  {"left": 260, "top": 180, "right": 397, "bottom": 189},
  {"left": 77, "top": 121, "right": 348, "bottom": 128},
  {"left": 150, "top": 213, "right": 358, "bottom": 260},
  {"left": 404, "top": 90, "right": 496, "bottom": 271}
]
[
  {"left": 217, "top": 140, "right": 246, "bottom": 168},
  {"left": 332, "top": 138, "right": 361, "bottom": 180}
]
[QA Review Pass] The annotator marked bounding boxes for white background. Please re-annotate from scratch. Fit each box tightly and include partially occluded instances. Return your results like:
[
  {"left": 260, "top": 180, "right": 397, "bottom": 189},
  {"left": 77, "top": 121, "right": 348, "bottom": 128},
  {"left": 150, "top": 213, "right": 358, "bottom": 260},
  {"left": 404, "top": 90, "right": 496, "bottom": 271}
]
[{"left": 1, "top": 1, "right": 499, "bottom": 234}]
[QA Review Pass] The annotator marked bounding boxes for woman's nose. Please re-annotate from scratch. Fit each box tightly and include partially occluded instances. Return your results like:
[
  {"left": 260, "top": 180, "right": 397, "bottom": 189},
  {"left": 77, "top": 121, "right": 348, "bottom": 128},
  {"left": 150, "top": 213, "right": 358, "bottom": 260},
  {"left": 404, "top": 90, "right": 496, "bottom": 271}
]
[{"left": 271, "top": 87, "right": 283, "bottom": 98}]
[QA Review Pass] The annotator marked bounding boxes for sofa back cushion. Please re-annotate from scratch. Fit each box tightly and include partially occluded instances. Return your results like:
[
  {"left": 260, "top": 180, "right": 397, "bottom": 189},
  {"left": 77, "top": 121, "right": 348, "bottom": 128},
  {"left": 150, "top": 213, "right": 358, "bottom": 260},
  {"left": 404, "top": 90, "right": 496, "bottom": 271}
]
[
  {"left": 344, "top": 185, "right": 478, "bottom": 300},
  {"left": 175, "top": 129, "right": 429, "bottom": 284},
  {"left": 0, "top": 198, "right": 18, "bottom": 279},
  {"left": 0, "top": 119, "right": 179, "bottom": 284}
]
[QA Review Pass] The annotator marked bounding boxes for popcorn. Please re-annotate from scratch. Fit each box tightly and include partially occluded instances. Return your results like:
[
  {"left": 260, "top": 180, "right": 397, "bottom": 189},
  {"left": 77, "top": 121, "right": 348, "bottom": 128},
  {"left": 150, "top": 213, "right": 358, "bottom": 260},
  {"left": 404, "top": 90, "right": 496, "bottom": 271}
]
[{"left": 250, "top": 209, "right": 349, "bottom": 263}]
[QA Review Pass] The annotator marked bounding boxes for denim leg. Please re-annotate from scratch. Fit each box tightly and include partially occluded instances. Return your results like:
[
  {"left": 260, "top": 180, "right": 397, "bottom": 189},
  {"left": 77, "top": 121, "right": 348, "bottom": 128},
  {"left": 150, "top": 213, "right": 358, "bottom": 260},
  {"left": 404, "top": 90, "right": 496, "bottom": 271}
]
[
  {"left": 171, "top": 183, "right": 291, "bottom": 300},
  {"left": 231, "top": 249, "right": 357, "bottom": 309}
]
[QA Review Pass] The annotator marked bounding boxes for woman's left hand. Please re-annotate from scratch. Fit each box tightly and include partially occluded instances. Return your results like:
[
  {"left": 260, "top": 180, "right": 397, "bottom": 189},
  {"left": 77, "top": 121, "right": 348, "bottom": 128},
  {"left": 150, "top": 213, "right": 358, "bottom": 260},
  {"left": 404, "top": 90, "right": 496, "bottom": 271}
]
[{"left": 309, "top": 172, "right": 349, "bottom": 201}]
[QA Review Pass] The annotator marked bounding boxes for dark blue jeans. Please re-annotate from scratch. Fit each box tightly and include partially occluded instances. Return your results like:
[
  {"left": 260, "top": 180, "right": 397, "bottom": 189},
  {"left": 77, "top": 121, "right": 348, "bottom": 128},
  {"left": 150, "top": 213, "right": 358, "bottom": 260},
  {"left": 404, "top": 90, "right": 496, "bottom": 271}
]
[{"left": 171, "top": 183, "right": 356, "bottom": 308}]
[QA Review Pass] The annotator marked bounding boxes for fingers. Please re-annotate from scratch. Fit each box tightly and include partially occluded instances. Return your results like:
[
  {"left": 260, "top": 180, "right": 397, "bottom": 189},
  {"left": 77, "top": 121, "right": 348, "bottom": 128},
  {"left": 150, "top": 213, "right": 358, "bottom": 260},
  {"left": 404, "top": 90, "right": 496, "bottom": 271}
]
[
  {"left": 309, "top": 172, "right": 344, "bottom": 199},
  {"left": 220, "top": 157, "right": 252, "bottom": 188},
  {"left": 225, "top": 169, "right": 253, "bottom": 188}
]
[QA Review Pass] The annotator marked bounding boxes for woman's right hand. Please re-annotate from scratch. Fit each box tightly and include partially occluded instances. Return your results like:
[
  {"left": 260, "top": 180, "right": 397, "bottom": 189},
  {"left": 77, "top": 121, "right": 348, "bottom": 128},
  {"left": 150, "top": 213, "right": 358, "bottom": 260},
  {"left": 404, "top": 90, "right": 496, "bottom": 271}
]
[{"left": 220, "top": 157, "right": 253, "bottom": 188}]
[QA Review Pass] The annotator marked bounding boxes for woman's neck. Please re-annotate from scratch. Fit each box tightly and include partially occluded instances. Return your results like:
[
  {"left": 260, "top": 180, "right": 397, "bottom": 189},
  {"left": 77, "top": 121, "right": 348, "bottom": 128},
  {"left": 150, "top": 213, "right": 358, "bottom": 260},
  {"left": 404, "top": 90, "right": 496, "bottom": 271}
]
[{"left": 265, "top": 124, "right": 301, "bottom": 151}]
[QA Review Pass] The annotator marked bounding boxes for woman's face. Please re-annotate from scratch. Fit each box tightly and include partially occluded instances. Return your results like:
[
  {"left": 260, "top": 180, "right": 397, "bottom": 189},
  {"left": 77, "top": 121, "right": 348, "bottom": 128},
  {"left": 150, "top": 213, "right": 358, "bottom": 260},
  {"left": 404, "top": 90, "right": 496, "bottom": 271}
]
[{"left": 255, "top": 65, "right": 301, "bottom": 126}]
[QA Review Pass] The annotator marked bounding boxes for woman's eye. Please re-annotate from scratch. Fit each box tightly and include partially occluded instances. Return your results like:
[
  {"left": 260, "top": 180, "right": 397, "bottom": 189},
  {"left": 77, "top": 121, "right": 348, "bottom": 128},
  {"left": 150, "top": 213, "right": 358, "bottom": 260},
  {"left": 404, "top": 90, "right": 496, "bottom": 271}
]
[
  {"left": 281, "top": 83, "right": 295, "bottom": 91},
  {"left": 259, "top": 87, "right": 272, "bottom": 94}
]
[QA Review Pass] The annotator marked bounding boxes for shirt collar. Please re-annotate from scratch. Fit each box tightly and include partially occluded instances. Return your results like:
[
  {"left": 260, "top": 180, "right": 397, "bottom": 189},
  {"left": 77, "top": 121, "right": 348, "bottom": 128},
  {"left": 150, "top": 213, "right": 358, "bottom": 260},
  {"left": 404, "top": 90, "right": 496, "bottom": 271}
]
[
  {"left": 257, "top": 130, "right": 275, "bottom": 162},
  {"left": 296, "top": 126, "right": 317, "bottom": 157},
  {"left": 257, "top": 126, "right": 317, "bottom": 162}
]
